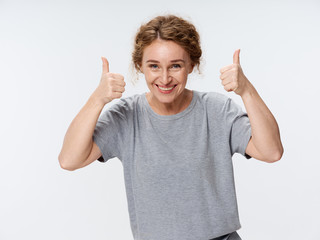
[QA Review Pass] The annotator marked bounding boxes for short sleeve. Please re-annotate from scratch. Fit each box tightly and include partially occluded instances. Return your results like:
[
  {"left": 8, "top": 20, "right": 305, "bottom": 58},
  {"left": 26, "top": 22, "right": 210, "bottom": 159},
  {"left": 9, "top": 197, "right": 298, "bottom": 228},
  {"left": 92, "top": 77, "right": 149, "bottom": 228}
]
[
  {"left": 224, "top": 98, "right": 252, "bottom": 159},
  {"left": 93, "top": 100, "right": 128, "bottom": 163}
]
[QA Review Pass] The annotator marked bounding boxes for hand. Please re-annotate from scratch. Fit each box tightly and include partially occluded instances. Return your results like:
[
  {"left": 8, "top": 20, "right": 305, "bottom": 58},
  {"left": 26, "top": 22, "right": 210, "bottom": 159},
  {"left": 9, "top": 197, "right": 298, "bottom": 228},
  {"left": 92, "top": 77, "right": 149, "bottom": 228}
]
[
  {"left": 92, "top": 57, "right": 126, "bottom": 105},
  {"left": 219, "top": 49, "right": 249, "bottom": 96}
]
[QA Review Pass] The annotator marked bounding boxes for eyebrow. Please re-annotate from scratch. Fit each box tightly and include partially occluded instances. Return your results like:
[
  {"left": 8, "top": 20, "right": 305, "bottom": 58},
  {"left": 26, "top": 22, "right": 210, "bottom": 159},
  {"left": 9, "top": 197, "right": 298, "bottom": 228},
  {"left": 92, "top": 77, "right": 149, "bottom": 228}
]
[{"left": 146, "top": 59, "right": 185, "bottom": 63}]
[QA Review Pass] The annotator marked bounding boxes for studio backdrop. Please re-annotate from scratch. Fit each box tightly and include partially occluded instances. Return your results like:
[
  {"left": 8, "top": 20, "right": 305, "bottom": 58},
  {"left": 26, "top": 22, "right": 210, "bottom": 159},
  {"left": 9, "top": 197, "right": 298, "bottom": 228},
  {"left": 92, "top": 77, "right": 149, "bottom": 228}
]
[{"left": 0, "top": 0, "right": 319, "bottom": 239}]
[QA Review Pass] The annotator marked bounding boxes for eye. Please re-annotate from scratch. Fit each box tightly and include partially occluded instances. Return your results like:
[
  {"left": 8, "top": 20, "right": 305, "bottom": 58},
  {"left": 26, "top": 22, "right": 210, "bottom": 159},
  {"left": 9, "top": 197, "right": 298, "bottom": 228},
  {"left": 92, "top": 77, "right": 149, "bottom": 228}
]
[
  {"left": 149, "top": 64, "right": 159, "bottom": 69},
  {"left": 171, "top": 64, "right": 181, "bottom": 69}
]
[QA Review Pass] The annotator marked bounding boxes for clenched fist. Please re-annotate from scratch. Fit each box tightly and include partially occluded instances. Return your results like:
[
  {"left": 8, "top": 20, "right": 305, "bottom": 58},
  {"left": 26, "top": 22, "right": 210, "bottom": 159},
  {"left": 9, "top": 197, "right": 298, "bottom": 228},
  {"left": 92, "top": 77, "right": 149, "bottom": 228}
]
[
  {"left": 92, "top": 57, "right": 126, "bottom": 106},
  {"left": 219, "top": 49, "right": 250, "bottom": 96}
]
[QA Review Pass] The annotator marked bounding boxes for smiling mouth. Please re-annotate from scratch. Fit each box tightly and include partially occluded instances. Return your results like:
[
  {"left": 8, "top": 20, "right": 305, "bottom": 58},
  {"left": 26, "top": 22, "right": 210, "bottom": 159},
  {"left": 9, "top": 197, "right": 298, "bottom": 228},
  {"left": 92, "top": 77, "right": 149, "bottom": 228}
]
[
  {"left": 156, "top": 84, "right": 177, "bottom": 91},
  {"left": 155, "top": 84, "right": 177, "bottom": 94}
]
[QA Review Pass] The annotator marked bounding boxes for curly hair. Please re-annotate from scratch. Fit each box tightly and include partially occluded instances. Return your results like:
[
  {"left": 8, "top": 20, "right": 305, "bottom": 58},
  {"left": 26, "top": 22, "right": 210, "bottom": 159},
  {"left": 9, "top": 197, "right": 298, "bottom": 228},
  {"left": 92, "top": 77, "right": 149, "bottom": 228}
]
[{"left": 131, "top": 15, "right": 202, "bottom": 81}]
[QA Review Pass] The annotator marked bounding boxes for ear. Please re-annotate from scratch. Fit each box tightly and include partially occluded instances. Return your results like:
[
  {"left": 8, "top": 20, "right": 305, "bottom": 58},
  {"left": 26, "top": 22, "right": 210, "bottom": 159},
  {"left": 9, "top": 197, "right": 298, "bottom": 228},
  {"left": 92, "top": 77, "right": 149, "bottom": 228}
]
[
  {"left": 138, "top": 63, "right": 144, "bottom": 74},
  {"left": 188, "top": 63, "right": 195, "bottom": 74}
]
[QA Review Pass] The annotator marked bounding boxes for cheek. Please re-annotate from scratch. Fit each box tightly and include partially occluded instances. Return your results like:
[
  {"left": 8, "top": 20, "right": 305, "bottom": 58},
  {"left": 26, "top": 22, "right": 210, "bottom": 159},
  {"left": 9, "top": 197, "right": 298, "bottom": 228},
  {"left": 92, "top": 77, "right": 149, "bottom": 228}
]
[
  {"left": 145, "top": 71, "right": 158, "bottom": 82},
  {"left": 149, "top": 71, "right": 159, "bottom": 77},
  {"left": 174, "top": 70, "right": 188, "bottom": 81}
]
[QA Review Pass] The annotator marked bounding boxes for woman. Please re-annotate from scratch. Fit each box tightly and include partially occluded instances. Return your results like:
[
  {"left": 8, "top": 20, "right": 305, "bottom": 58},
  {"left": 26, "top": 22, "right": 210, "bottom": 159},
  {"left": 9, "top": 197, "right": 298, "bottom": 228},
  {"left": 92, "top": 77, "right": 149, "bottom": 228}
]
[{"left": 58, "top": 15, "right": 283, "bottom": 240}]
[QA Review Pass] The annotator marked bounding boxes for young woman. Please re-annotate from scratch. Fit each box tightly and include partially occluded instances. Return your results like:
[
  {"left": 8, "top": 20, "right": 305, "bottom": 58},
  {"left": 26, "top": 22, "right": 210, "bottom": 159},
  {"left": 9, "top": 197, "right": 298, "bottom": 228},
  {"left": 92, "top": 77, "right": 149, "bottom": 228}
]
[{"left": 59, "top": 15, "right": 283, "bottom": 240}]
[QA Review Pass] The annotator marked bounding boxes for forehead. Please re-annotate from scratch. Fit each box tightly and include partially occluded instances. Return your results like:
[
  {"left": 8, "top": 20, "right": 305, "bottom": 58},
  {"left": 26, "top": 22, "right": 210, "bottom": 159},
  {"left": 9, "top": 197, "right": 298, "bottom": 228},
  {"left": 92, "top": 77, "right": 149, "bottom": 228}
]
[{"left": 142, "top": 39, "right": 189, "bottom": 61}]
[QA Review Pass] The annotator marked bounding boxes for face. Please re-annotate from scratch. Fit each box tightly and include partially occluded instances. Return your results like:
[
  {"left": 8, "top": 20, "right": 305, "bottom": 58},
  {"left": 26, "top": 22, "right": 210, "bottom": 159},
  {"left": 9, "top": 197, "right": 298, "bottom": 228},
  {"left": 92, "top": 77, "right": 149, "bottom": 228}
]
[{"left": 140, "top": 39, "right": 194, "bottom": 106}]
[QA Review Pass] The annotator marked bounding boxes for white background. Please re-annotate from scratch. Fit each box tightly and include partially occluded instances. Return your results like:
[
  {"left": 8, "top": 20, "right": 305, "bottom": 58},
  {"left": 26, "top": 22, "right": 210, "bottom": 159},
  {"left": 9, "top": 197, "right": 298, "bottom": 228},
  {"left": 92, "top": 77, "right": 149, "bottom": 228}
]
[{"left": 1, "top": 0, "right": 319, "bottom": 239}]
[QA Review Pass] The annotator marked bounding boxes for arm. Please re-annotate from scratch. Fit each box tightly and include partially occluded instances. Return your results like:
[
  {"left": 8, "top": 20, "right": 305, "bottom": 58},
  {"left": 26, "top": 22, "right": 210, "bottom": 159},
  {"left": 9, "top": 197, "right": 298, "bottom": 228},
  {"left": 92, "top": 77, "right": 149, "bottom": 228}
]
[
  {"left": 58, "top": 57, "right": 126, "bottom": 170},
  {"left": 240, "top": 81, "right": 283, "bottom": 162},
  {"left": 58, "top": 96, "right": 105, "bottom": 171},
  {"left": 220, "top": 49, "right": 284, "bottom": 163}
]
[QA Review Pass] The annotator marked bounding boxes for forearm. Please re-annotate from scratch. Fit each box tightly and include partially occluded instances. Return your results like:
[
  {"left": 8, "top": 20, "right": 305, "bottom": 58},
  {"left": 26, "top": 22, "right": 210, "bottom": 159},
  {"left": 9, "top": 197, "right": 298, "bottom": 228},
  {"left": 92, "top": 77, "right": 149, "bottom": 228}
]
[
  {"left": 58, "top": 93, "right": 105, "bottom": 169},
  {"left": 241, "top": 81, "right": 283, "bottom": 159}
]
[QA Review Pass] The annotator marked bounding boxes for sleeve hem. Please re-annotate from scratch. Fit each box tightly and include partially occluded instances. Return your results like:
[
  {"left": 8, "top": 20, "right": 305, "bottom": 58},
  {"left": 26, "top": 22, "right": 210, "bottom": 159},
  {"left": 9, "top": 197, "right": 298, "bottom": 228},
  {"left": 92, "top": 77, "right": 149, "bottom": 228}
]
[
  {"left": 242, "top": 129, "right": 252, "bottom": 160},
  {"left": 93, "top": 135, "right": 110, "bottom": 163}
]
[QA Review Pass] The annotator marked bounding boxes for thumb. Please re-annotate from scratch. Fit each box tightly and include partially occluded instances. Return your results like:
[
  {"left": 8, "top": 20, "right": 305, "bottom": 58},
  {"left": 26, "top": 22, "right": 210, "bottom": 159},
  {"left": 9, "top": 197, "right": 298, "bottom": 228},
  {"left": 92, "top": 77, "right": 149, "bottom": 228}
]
[
  {"left": 233, "top": 49, "right": 240, "bottom": 64},
  {"left": 101, "top": 56, "right": 109, "bottom": 73}
]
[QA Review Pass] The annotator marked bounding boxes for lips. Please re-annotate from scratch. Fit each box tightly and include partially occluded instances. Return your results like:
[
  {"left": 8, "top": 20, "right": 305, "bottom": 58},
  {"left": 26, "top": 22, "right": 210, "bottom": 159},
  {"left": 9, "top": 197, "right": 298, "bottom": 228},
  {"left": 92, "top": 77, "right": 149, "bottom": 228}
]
[
  {"left": 156, "top": 84, "right": 177, "bottom": 93},
  {"left": 159, "top": 86, "right": 174, "bottom": 90}
]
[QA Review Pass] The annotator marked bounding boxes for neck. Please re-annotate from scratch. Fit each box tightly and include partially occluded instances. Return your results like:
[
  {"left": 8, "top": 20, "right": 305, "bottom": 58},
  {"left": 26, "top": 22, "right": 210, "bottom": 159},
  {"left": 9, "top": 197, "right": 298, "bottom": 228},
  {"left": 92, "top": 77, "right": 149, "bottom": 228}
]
[{"left": 146, "top": 89, "right": 192, "bottom": 115}]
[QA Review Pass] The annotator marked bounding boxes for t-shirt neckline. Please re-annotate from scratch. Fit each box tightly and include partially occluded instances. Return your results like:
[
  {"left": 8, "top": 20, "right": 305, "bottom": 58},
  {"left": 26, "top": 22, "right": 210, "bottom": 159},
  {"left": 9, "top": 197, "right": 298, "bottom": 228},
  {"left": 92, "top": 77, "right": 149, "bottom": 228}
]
[{"left": 142, "top": 90, "right": 198, "bottom": 120}]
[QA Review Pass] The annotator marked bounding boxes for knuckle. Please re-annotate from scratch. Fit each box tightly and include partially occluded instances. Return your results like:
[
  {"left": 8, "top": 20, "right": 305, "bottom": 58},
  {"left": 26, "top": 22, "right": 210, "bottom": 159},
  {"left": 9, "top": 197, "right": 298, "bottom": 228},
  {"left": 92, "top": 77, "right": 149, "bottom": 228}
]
[
  {"left": 106, "top": 83, "right": 112, "bottom": 90},
  {"left": 111, "top": 92, "right": 117, "bottom": 99},
  {"left": 106, "top": 72, "right": 113, "bottom": 78},
  {"left": 105, "top": 81, "right": 111, "bottom": 88},
  {"left": 108, "top": 85, "right": 115, "bottom": 92}
]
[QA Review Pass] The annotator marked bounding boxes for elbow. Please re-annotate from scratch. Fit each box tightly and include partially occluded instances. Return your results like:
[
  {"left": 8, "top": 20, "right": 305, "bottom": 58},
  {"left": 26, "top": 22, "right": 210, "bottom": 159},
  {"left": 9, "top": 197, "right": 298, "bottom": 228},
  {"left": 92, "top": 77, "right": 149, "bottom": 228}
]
[
  {"left": 58, "top": 153, "right": 77, "bottom": 171},
  {"left": 268, "top": 147, "right": 284, "bottom": 163}
]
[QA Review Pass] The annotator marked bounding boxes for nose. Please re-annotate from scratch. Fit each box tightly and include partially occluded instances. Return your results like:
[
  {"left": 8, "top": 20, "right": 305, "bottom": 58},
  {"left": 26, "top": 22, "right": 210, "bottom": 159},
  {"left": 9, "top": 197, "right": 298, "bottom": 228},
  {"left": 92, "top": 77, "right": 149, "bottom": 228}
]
[{"left": 159, "top": 69, "right": 172, "bottom": 85}]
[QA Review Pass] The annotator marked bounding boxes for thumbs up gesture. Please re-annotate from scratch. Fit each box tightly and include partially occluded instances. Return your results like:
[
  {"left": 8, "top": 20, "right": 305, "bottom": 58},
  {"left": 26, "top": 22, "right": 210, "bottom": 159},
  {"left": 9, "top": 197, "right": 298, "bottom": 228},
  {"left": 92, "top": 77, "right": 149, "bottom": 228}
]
[
  {"left": 92, "top": 57, "right": 126, "bottom": 106},
  {"left": 219, "top": 49, "right": 249, "bottom": 96}
]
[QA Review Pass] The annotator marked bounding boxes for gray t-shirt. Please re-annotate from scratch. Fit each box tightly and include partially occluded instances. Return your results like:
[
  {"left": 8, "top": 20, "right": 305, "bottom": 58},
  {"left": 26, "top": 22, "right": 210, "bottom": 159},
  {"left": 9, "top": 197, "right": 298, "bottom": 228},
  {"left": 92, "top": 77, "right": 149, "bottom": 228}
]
[{"left": 93, "top": 90, "right": 251, "bottom": 240}]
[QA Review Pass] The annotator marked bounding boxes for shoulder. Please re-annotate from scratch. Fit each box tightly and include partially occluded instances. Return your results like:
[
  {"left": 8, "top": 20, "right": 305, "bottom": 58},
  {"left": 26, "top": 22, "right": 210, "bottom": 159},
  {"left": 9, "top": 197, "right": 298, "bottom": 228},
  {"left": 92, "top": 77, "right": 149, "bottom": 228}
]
[
  {"left": 195, "top": 90, "right": 230, "bottom": 109},
  {"left": 107, "top": 93, "right": 142, "bottom": 112},
  {"left": 194, "top": 90, "right": 245, "bottom": 118},
  {"left": 100, "top": 93, "right": 142, "bottom": 122}
]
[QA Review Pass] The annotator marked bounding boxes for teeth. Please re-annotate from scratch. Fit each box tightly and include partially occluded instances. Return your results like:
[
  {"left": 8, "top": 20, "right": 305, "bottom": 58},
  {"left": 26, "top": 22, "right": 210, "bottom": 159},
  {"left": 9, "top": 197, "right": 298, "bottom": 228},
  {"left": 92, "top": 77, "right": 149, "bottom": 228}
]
[{"left": 158, "top": 86, "right": 174, "bottom": 91}]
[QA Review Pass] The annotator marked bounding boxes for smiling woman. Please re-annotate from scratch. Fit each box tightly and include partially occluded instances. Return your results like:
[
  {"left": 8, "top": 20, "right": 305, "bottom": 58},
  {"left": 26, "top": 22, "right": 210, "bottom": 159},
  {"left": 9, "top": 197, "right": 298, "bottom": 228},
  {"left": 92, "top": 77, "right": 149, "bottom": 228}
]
[
  {"left": 58, "top": 14, "right": 283, "bottom": 240},
  {"left": 141, "top": 39, "right": 194, "bottom": 115},
  {"left": 132, "top": 15, "right": 202, "bottom": 115}
]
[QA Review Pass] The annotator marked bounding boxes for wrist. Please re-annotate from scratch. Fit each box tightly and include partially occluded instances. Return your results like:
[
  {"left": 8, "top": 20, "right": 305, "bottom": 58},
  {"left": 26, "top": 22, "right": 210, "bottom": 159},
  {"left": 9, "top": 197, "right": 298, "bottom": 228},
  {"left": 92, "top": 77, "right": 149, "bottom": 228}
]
[
  {"left": 88, "top": 93, "right": 107, "bottom": 109},
  {"left": 240, "top": 81, "right": 256, "bottom": 100}
]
